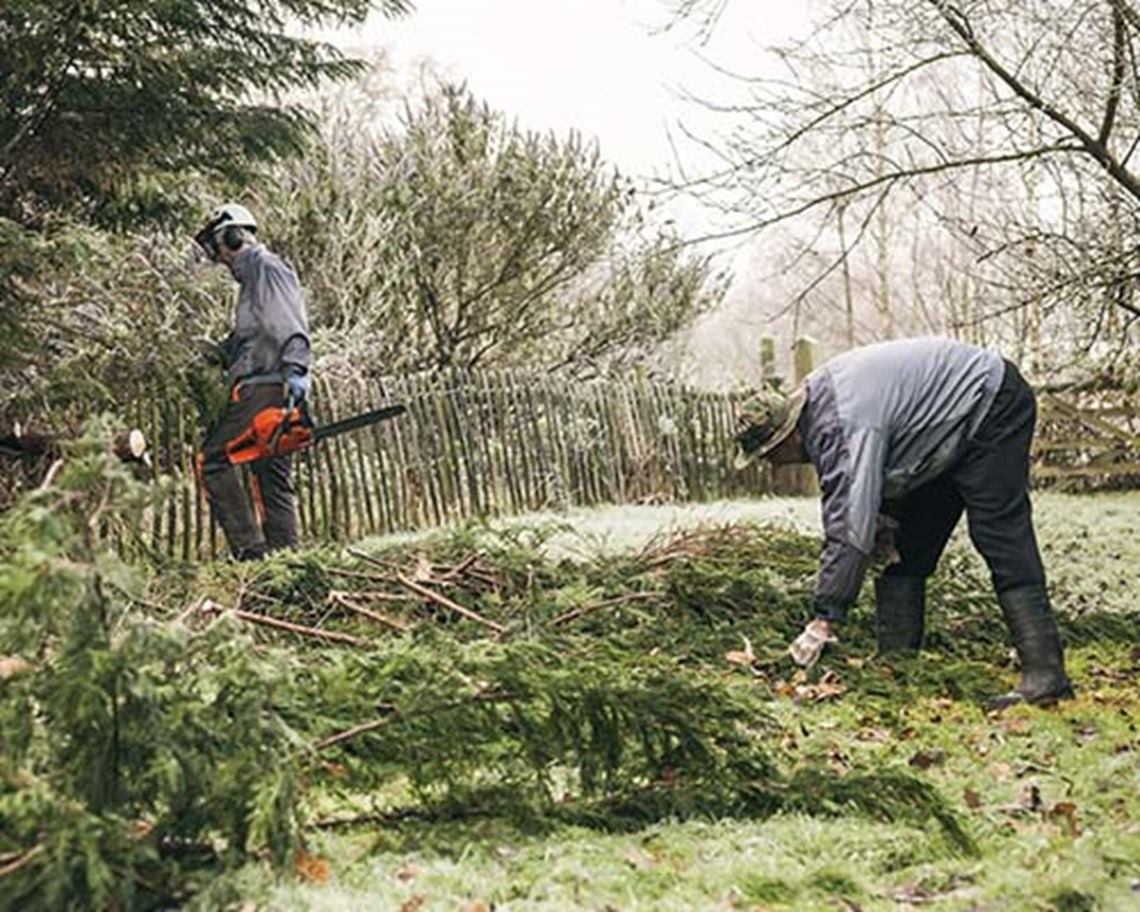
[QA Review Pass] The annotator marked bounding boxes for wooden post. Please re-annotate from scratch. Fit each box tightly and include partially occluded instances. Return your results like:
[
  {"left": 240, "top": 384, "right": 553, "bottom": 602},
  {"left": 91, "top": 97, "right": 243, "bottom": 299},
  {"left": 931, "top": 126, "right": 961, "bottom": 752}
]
[
  {"left": 791, "top": 336, "right": 819, "bottom": 496},
  {"left": 759, "top": 336, "right": 777, "bottom": 387}
]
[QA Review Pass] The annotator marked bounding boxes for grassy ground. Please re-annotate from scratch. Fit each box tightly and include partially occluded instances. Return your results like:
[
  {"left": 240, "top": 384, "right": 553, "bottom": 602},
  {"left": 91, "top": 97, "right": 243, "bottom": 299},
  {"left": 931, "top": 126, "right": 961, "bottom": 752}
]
[{"left": 227, "top": 492, "right": 1140, "bottom": 912}]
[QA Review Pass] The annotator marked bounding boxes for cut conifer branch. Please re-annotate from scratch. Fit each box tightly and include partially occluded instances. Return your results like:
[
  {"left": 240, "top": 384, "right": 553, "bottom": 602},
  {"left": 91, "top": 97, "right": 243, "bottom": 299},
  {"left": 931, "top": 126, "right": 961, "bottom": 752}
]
[
  {"left": 328, "top": 591, "right": 412, "bottom": 633},
  {"left": 197, "top": 599, "right": 370, "bottom": 647},
  {"left": 548, "top": 592, "right": 661, "bottom": 627},
  {"left": 395, "top": 573, "right": 506, "bottom": 634}
]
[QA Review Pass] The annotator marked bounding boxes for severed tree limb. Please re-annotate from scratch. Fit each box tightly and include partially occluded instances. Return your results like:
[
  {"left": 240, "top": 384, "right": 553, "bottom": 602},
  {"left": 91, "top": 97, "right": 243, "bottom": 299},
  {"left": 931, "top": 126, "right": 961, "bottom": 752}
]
[
  {"left": 314, "top": 691, "right": 509, "bottom": 752},
  {"left": 197, "top": 599, "right": 370, "bottom": 647},
  {"left": 328, "top": 591, "right": 411, "bottom": 633},
  {"left": 547, "top": 592, "right": 660, "bottom": 628},
  {"left": 436, "top": 553, "right": 481, "bottom": 580},
  {"left": 1, "top": 428, "right": 148, "bottom": 464},
  {"left": 0, "top": 844, "right": 44, "bottom": 878},
  {"left": 314, "top": 714, "right": 396, "bottom": 750},
  {"left": 395, "top": 573, "right": 505, "bottom": 634}
]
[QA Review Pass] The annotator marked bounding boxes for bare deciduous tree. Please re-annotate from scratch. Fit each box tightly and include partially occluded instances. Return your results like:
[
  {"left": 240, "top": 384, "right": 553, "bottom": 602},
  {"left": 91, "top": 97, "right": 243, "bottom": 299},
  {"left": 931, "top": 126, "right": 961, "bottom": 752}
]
[{"left": 663, "top": 0, "right": 1140, "bottom": 376}]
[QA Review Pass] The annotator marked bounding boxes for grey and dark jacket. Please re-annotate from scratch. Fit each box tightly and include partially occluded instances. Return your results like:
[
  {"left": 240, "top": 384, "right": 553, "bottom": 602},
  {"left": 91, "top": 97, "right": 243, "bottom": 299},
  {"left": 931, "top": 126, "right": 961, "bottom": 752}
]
[
  {"left": 219, "top": 244, "right": 310, "bottom": 385},
  {"left": 797, "top": 338, "right": 1005, "bottom": 620}
]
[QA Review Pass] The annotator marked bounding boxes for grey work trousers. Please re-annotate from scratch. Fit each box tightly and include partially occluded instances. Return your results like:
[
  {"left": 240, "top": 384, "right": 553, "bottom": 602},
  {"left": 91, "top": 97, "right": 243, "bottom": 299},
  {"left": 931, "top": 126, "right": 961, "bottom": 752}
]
[{"left": 200, "top": 381, "right": 300, "bottom": 560}]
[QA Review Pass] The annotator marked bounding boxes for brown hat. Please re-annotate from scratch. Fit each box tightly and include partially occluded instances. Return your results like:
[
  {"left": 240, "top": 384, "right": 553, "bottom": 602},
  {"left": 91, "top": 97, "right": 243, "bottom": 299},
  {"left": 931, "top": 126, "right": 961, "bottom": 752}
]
[{"left": 732, "top": 385, "right": 807, "bottom": 470}]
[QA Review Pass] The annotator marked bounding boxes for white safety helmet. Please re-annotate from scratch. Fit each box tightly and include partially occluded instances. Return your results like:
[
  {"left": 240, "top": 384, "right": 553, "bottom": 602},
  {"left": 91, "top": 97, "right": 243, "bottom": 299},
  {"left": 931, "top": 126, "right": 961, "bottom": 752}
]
[{"left": 194, "top": 202, "right": 258, "bottom": 259}]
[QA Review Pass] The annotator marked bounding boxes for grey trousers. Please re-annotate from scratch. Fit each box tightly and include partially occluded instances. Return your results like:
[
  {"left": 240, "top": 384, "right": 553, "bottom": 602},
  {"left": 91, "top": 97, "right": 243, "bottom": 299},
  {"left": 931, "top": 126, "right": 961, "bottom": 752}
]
[{"left": 200, "top": 381, "right": 300, "bottom": 560}]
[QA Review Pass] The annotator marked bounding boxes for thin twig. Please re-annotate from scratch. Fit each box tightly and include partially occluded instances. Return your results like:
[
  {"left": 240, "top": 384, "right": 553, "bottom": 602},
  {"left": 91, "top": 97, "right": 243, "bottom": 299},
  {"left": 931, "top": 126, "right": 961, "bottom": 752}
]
[
  {"left": 0, "top": 844, "right": 44, "bottom": 878},
  {"left": 436, "top": 553, "right": 481, "bottom": 580},
  {"left": 345, "top": 547, "right": 405, "bottom": 574},
  {"left": 35, "top": 459, "right": 64, "bottom": 492},
  {"left": 328, "top": 591, "right": 411, "bottom": 633},
  {"left": 548, "top": 592, "right": 661, "bottom": 627},
  {"left": 198, "top": 600, "right": 369, "bottom": 647},
  {"left": 395, "top": 573, "right": 505, "bottom": 634},
  {"left": 315, "top": 715, "right": 396, "bottom": 750},
  {"left": 315, "top": 691, "right": 510, "bottom": 751},
  {"left": 307, "top": 564, "right": 391, "bottom": 585}
]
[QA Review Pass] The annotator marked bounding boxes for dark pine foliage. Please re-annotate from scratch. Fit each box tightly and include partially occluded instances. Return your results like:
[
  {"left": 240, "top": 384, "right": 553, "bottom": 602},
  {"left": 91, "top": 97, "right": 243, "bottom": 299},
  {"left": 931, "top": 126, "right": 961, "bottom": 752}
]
[{"left": 0, "top": 0, "right": 412, "bottom": 226}]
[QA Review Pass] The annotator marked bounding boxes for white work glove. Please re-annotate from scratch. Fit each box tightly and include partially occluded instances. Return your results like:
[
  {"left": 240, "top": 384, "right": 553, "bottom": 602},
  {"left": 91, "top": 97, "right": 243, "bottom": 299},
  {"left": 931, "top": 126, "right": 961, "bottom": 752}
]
[{"left": 789, "top": 619, "right": 836, "bottom": 667}]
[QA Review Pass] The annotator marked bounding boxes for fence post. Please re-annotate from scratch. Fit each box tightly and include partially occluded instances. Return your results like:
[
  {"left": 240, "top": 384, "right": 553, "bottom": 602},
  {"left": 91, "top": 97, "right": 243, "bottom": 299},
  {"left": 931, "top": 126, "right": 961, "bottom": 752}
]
[
  {"left": 790, "top": 336, "right": 819, "bottom": 496},
  {"left": 759, "top": 336, "right": 777, "bottom": 387},
  {"left": 773, "top": 336, "right": 820, "bottom": 496}
]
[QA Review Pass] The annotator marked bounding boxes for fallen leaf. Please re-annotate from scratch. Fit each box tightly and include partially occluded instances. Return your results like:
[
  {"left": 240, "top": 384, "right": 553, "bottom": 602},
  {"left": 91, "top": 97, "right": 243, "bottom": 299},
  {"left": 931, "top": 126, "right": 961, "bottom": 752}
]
[
  {"left": 412, "top": 554, "right": 434, "bottom": 582},
  {"left": 321, "top": 761, "right": 348, "bottom": 779},
  {"left": 1001, "top": 783, "right": 1042, "bottom": 816},
  {"left": 774, "top": 679, "right": 796, "bottom": 698},
  {"left": 293, "top": 851, "right": 329, "bottom": 885},
  {"left": 963, "top": 788, "right": 982, "bottom": 809},
  {"left": 398, "top": 896, "right": 425, "bottom": 912},
  {"left": 999, "top": 716, "right": 1032, "bottom": 736},
  {"left": 725, "top": 635, "right": 756, "bottom": 667},
  {"left": 395, "top": 861, "right": 419, "bottom": 882},
  {"left": 908, "top": 749, "right": 946, "bottom": 770},
  {"left": 988, "top": 762, "right": 1014, "bottom": 781},
  {"left": 622, "top": 847, "right": 657, "bottom": 871},
  {"left": 1049, "top": 801, "right": 1081, "bottom": 836},
  {"left": 459, "top": 902, "right": 489, "bottom": 912},
  {"left": 793, "top": 668, "right": 848, "bottom": 703}
]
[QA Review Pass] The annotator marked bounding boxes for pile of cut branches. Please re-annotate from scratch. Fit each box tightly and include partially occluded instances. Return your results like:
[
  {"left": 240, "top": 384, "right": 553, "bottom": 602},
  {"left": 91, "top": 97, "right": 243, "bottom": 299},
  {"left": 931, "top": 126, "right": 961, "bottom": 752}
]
[{"left": 0, "top": 428, "right": 1008, "bottom": 909}]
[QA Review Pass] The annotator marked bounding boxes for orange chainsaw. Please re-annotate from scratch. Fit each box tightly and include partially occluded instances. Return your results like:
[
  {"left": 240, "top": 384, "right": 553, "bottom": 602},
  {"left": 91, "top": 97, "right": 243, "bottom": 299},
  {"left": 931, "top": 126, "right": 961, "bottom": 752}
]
[{"left": 223, "top": 399, "right": 407, "bottom": 466}]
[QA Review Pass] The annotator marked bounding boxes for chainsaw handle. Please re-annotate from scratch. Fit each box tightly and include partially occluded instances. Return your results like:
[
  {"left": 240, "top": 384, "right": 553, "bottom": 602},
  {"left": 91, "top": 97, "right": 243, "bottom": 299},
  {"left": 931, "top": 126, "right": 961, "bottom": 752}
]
[{"left": 266, "top": 390, "right": 295, "bottom": 454}]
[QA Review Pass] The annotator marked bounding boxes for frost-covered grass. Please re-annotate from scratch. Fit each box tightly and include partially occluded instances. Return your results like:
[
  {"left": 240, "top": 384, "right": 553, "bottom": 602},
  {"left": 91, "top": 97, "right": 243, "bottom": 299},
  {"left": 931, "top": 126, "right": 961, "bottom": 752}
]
[{"left": 225, "top": 492, "right": 1140, "bottom": 912}]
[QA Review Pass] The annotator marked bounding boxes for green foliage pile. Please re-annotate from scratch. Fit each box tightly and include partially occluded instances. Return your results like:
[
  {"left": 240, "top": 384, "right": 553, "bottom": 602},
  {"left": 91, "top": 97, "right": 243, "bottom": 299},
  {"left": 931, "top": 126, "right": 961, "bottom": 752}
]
[
  {"left": 0, "top": 431, "right": 991, "bottom": 909},
  {"left": 0, "top": 423, "right": 308, "bottom": 909}
]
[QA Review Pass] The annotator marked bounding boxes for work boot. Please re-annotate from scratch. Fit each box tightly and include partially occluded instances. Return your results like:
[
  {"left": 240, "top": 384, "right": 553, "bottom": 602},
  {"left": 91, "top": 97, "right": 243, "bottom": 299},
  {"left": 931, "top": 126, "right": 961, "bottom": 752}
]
[
  {"left": 988, "top": 584, "right": 1074, "bottom": 709},
  {"left": 874, "top": 576, "right": 925, "bottom": 654}
]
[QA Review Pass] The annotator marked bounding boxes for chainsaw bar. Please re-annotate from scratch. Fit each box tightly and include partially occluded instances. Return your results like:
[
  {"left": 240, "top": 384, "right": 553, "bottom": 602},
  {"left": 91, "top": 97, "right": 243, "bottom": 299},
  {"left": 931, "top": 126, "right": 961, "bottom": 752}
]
[{"left": 311, "top": 403, "right": 407, "bottom": 443}]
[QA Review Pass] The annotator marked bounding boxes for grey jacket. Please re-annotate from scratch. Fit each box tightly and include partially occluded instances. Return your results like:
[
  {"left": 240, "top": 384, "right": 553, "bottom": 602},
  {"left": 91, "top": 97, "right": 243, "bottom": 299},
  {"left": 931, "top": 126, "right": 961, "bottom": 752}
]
[
  {"left": 220, "top": 244, "right": 310, "bottom": 385},
  {"left": 798, "top": 338, "right": 1005, "bottom": 618}
]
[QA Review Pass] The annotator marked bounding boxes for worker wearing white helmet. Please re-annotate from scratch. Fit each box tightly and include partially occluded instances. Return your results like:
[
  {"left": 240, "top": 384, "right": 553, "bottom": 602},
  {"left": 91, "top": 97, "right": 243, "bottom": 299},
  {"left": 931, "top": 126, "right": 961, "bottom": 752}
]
[{"left": 194, "top": 202, "right": 311, "bottom": 560}]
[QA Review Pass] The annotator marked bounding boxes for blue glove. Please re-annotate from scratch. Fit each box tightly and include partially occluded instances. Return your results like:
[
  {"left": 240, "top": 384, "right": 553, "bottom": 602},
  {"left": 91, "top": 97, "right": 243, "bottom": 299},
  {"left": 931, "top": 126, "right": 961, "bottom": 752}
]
[{"left": 286, "top": 370, "right": 310, "bottom": 405}]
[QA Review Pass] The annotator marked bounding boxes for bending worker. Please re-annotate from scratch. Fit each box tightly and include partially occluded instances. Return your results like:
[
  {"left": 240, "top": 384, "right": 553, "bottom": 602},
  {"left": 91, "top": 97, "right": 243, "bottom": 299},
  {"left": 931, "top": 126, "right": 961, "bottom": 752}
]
[
  {"left": 193, "top": 203, "right": 311, "bottom": 560},
  {"left": 733, "top": 337, "right": 1073, "bottom": 708}
]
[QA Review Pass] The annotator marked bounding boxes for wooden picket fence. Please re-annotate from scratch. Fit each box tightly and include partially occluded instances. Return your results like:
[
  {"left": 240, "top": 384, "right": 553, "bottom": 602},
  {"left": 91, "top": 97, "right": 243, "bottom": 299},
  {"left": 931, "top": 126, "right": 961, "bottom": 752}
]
[
  {"left": 131, "top": 369, "right": 776, "bottom": 561},
  {"left": 1033, "top": 389, "right": 1140, "bottom": 489},
  {"left": 12, "top": 350, "right": 1136, "bottom": 562}
]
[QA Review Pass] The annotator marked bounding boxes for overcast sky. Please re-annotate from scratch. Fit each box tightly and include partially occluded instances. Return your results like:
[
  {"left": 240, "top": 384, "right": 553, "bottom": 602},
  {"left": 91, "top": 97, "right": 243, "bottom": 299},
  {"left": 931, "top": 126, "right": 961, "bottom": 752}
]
[{"left": 327, "top": 1, "right": 811, "bottom": 190}]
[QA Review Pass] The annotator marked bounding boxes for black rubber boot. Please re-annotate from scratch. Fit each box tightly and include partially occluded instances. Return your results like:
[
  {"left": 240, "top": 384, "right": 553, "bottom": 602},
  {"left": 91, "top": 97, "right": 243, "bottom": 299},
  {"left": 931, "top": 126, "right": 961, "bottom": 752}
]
[
  {"left": 988, "top": 584, "right": 1074, "bottom": 709},
  {"left": 874, "top": 576, "right": 926, "bottom": 654}
]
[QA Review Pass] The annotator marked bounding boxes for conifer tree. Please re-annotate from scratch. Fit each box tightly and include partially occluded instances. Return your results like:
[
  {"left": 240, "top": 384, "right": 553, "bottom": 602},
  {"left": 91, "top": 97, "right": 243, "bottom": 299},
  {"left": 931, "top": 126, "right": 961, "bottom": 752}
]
[{"left": 0, "top": 0, "right": 412, "bottom": 226}]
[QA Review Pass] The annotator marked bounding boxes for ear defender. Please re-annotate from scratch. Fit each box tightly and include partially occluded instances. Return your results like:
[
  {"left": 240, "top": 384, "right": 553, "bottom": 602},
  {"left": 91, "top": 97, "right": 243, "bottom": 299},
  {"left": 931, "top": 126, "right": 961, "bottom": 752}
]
[{"left": 222, "top": 225, "right": 244, "bottom": 251}]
